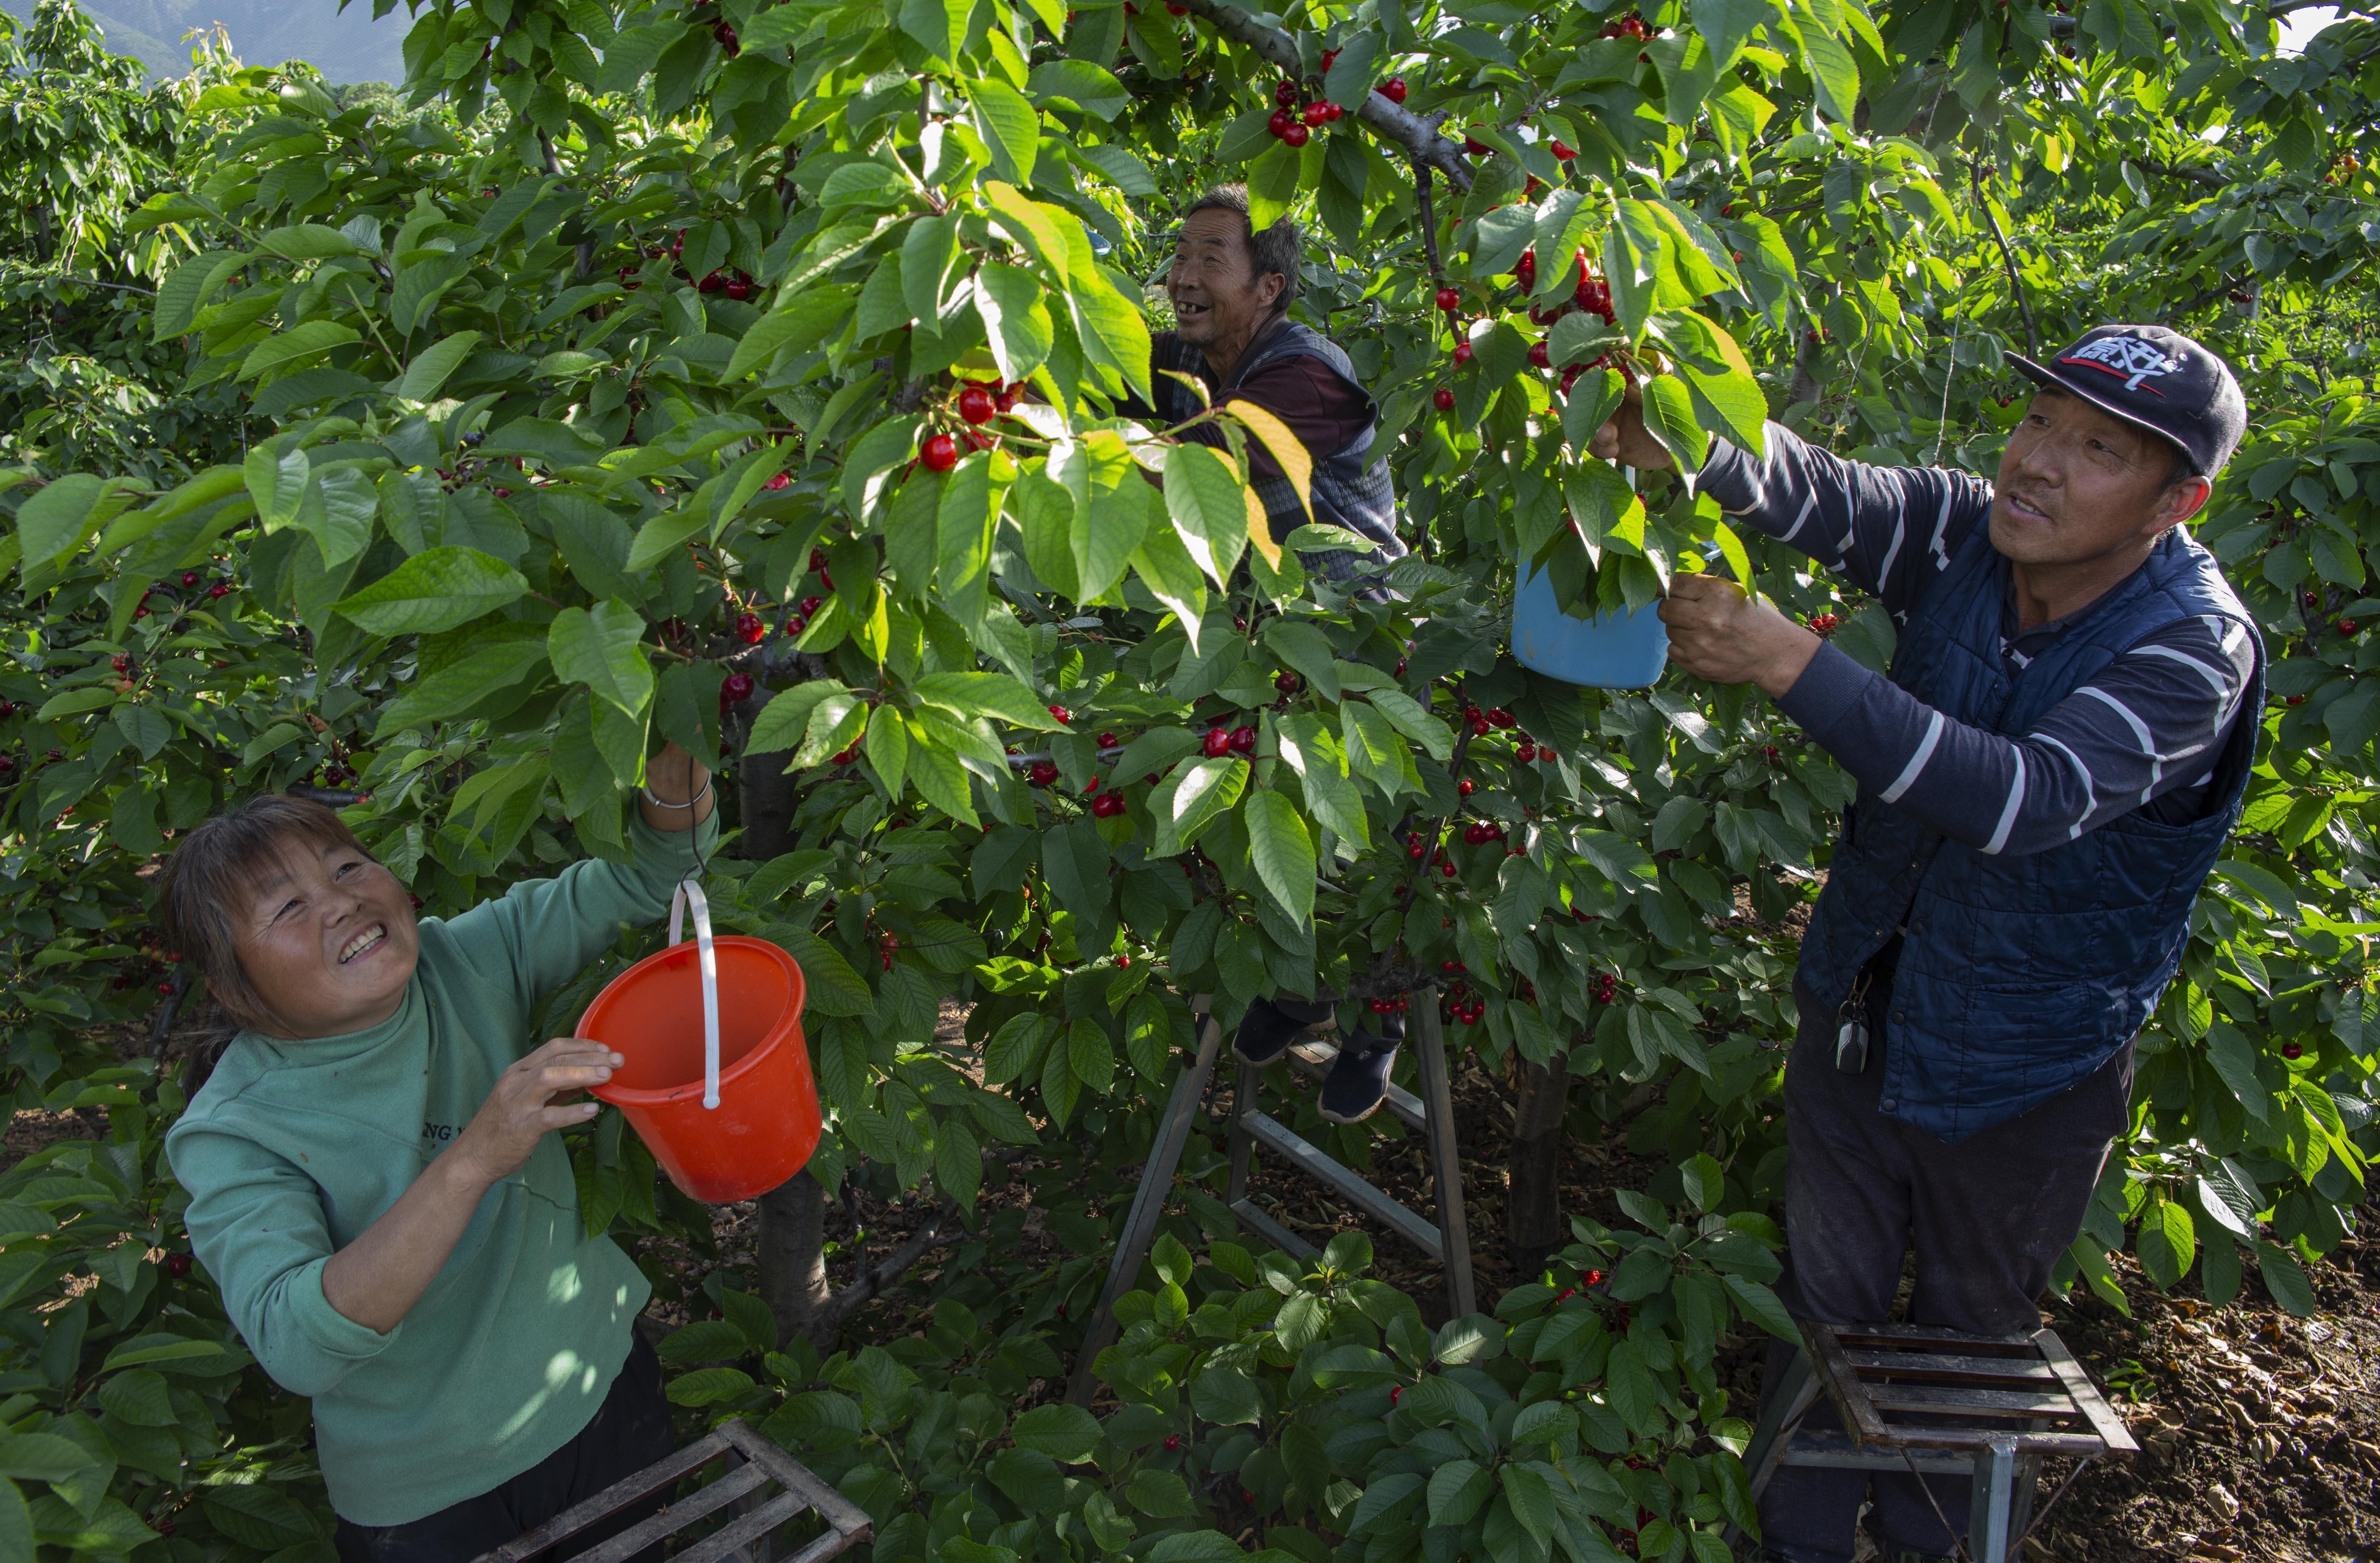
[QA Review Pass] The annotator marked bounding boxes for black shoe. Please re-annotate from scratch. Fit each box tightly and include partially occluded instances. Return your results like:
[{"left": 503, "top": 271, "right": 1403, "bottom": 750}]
[
  {"left": 1317, "top": 1031, "right": 1400, "bottom": 1124},
  {"left": 1233, "top": 998, "right": 1323, "bottom": 1068}
]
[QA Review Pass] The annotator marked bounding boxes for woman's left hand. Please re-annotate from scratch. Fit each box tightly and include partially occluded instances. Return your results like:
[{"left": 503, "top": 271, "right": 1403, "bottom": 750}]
[{"left": 639, "top": 741, "right": 713, "bottom": 830}]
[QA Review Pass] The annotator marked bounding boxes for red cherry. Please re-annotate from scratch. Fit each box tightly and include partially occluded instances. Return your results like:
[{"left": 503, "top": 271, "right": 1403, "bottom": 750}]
[
  {"left": 1549, "top": 139, "right": 1576, "bottom": 161},
  {"left": 2284, "top": 694, "right": 2306, "bottom": 706},
  {"left": 1458, "top": 778, "right": 1475, "bottom": 797},
  {"left": 1267, "top": 107, "right": 1294, "bottom": 138},
  {"left": 1282, "top": 123, "right": 1309, "bottom": 147},
  {"left": 921, "top": 433, "right": 960, "bottom": 472},
  {"left": 2341, "top": 620, "right": 2361, "bottom": 636},
  {"left": 1165, "top": 1, "right": 1185, "bottom": 12},
  {"left": 1514, "top": 249, "right": 1537, "bottom": 286},
  {"left": 179, "top": 571, "right": 199, "bottom": 587},
  {"left": 1433, "top": 387, "right": 1456, "bottom": 411},
  {"left": 1165, "top": 1434, "right": 1183, "bottom": 1451},
  {"left": 712, "top": 19, "right": 739, "bottom": 52},
  {"left": 1517, "top": 743, "right": 1536, "bottom": 762},
  {"left": 783, "top": 614, "right": 807, "bottom": 635},
  {"left": 1275, "top": 80, "right": 1299, "bottom": 107},
  {"left": 1435, "top": 286, "right": 1461, "bottom": 313},
  {"left": 165, "top": 1253, "right": 192, "bottom": 1278},
  {"left": 1028, "top": 760, "right": 1059, "bottom": 786},
  {"left": 1202, "top": 727, "right": 1233, "bottom": 757},
  {"left": 1048, "top": 704, "right": 1072, "bottom": 724},
  {"left": 698, "top": 270, "right": 726, "bottom": 293},
  {"left": 831, "top": 748, "right": 856, "bottom": 766},
  {"left": 995, "top": 390, "right": 1018, "bottom": 414},
  {"left": 1324, "top": 102, "right": 1343, "bottom": 121},
  {"left": 1274, "top": 671, "right": 1301, "bottom": 694},
  {"left": 1528, "top": 341, "right": 1550, "bottom": 369},
  {"left": 2282, "top": 1043, "right": 2305, "bottom": 1059},
  {"left": 765, "top": 472, "right": 791, "bottom": 491},
  {"left": 959, "top": 384, "right": 996, "bottom": 425},
  {"left": 208, "top": 583, "right": 231, "bottom": 599},
  {"left": 1302, "top": 101, "right": 1327, "bottom": 126},
  {"left": 1228, "top": 725, "right": 1257, "bottom": 754},
  {"left": 156, "top": 981, "right": 174, "bottom": 995},
  {"left": 1408, "top": 841, "right": 1426, "bottom": 859},
  {"left": 721, "top": 672, "right": 757, "bottom": 703},
  {"left": 724, "top": 277, "right": 752, "bottom": 300},
  {"left": 1379, "top": 77, "right": 1407, "bottom": 103},
  {"left": 810, "top": 548, "right": 828, "bottom": 571},
  {"left": 1453, "top": 342, "right": 1473, "bottom": 365},
  {"left": 1390, "top": 1385, "right": 1404, "bottom": 1405},
  {"left": 1097, "top": 731, "right": 1121, "bottom": 748}
]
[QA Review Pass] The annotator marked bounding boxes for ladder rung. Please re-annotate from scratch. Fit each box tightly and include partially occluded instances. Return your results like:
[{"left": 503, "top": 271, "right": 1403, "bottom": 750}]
[
  {"left": 1228, "top": 1197, "right": 1320, "bottom": 1260},
  {"left": 1238, "top": 1110, "right": 1443, "bottom": 1261}
]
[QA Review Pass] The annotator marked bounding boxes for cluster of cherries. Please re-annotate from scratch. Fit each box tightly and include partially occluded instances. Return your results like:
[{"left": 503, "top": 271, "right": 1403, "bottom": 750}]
[
  {"left": 1438, "top": 963, "right": 1486, "bottom": 1026},
  {"left": 1364, "top": 993, "right": 1411, "bottom": 1016},
  {"left": 1598, "top": 11, "right": 1653, "bottom": 38},
  {"left": 920, "top": 379, "right": 1027, "bottom": 472},
  {"left": 1806, "top": 611, "right": 1842, "bottom": 635},
  {"left": 1460, "top": 819, "right": 1511, "bottom": 847},
  {"left": 1201, "top": 721, "right": 1259, "bottom": 756},
  {"left": 0, "top": 746, "right": 63, "bottom": 778},
  {"left": 1591, "top": 970, "right": 1622, "bottom": 1004},
  {"left": 111, "top": 927, "right": 181, "bottom": 996},
  {"left": 1265, "top": 80, "right": 1344, "bottom": 147}
]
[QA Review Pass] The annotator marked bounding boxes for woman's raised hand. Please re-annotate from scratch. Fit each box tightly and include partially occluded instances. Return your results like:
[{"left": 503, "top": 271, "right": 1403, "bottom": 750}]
[{"left": 452, "top": 1038, "right": 622, "bottom": 1186}]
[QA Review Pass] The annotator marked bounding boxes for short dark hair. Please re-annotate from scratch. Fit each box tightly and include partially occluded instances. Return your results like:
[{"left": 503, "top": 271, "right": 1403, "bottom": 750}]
[
  {"left": 2032, "top": 382, "right": 2198, "bottom": 488},
  {"left": 1180, "top": 184, "right": 1301, "bottom": 310},
  {"left": 156, "top": 795, "right": 373, "bottom": 1034}
]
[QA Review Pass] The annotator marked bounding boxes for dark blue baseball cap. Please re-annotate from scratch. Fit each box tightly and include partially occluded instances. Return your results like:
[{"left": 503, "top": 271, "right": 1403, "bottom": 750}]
[{"left": 2007, "top": 324, "right": 2247, "bottom": 478}]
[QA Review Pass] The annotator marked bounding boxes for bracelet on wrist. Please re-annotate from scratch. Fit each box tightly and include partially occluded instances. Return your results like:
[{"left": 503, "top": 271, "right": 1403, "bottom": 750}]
[{"left": 639, "top": 773, "right": 713, "bottom": 811}]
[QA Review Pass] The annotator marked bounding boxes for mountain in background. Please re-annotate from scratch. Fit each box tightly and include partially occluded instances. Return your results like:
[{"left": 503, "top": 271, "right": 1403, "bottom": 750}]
[{"left": 0, "top": 0, "right": 411, "bottom": 82}]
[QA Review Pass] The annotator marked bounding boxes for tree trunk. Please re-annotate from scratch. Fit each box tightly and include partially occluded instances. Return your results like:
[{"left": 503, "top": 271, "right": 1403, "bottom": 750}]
[
  {"left": 757, "top": 1172, "right": 836, "bottom": 1349},
  {"left": 1505, "top": 1058, "right": 1570, "bottom": 1275},
  {"left": 734, "top": 685, "right": 826, "bottom": 1346}
]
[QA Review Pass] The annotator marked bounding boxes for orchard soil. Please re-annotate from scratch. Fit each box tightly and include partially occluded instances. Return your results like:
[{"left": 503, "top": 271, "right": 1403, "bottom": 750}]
[{"left": 16, "top": 1006, "right": 2375, "bottom": 1561}]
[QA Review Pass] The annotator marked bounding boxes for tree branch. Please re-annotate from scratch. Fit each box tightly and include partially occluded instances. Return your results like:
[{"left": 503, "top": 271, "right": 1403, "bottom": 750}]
[
  {"left": 2128, "top": 155, "right": 2224, "bottom": 189},
  {"left": 1415, "top": 163, "right": 1443, "bottom": 279},
  {"left": 822, "top": 1199, "right": 965, "bottom": 1327},
  {"left": 1971, "top": 162, "right": 2039, "bottom": 360},
  {"left": 1170, "top": 0, "right": 1474, "bottom": 192}
]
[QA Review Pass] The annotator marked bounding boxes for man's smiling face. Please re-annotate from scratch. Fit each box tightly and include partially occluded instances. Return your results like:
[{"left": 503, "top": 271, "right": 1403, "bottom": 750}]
[
  {"left": 1990, "top": 386, "right": 2206, "bottom": 568},
  {"left": 1166, "top": 207, "right": 1281, "bottom": 361},
  {"left": 238, "top": 838, "right": 420, "bottom": 1040}
]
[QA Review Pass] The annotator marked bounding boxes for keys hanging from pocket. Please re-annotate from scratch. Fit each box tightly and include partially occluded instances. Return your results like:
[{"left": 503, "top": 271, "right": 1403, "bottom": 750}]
[{"left": 1835, "top": 1014, "right": 1869, "bottom": 1074}]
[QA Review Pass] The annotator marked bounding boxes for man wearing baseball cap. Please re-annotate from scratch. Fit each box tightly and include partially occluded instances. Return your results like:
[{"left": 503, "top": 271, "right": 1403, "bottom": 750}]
[{"left": 1596, "top": 324, "right": 2260, "bottom": 1563}]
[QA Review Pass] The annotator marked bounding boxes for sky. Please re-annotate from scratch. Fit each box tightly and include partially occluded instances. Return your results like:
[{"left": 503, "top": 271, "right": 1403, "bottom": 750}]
[{"left": 2280, "top": 6, "right": 2345, "bottom": 52}]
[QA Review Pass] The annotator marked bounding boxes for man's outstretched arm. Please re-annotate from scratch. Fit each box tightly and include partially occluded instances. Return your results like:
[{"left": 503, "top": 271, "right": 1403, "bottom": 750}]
[{"left": 1594, "top": 382, "right": 1993, "bottom": 620}]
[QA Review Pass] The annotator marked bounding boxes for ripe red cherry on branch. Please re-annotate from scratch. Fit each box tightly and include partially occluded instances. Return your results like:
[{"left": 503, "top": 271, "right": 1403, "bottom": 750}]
[
  {"left": 1549, "top": 139, "right": 1576, "bottom": 161},
  {"left": 959, "top": 383, "right": 996, "bottom": 424},
  {"left": 725, "top": 276, "right": 752, "bottom": 300},
  {"left": 1165, "top": 1434, "right": 1183, "bottom": 1452},
  {"left": 1267, "top": 107, "right": 1294, "bottom": 138},
  {"left": 735, "top": 613, "right": 765, "bottom": 645},
  {"left": 165, "top": 1252, "right": 192, "bottom": 1278},
  {"left": 713, "top": 20, "right": 739, "bottom": 52},
  {"left": 2282, "top": 1043, "right": 2305, "bottom": 1059},
  {"left": 698, "top": 271, "right": 726, "bottom": 293},
  {"left": 1434, "top": 387, "right": 1456, "bottom": 411},
  {"left": 1528, "top": 341, "right": 1550, "bottom": 369},
  {"left": 1202, "top": 726, "right": 1234, "bottom": 757},
  {"left": 1282, "top": 123, "right": 1309, "bottom": 147},
  {"left": 209, "top": 583, "right": 231, "bottom": 599},
  {"left": 2341, "top": 619, "right": 2361, "bottom": 636},
  {"left": 1324, "top": 102, "right": 1343, "bottom": 121},
  {"left": 1464, "top": 134, "right": 1489, "bottom": 154},
  {"left": 1228, "top": 725, "right": 1257, "bottom": 754},
  {"left": 1435, "top": 286, "right": 1461, "bottom": 313},
  {"left": 1028, "top": 760, "right": 1059, "bottom": 786},
  {"left": 180, "top": 570, "right": 200, "bottom": 587},
  {"left": 1458, "top": 778, "right": 1476, "bottom": 797},
  {"left": 765, "top": 472, "right": 791, "bottom": 491},
  {"left": 721, "top": 672, "right": 757, "bottom": 704},
  {"left": 1378, "top": 77, "right": 1407, "bottom": 103},
  {"left": 920, "top": 433, "right": 959, "bottom": 472},
  {"left": 1514, "top": 248, "right": 1536, "bottom": 286},
  {"left": 1275, "top": 80, "right": 1299, "bottom": 107},
  {"left": 618, "top": 266, "right": 643, "bottom": 290},
  {"left": 1302, "top": 101, "right": 1328, "bottom": 126},
  {"left": 1453, "top": 342, "right": 1473, "bottom": 365},
  {"left": 1093, "top": 792, "right": 1127, "bottom": 817},
  {"left": 1048, "top": 704, "right": 1072, "bottom": 724}
]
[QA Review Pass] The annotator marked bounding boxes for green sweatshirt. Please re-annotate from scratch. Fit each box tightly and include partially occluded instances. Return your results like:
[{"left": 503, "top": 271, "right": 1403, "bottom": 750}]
[{"left": 165, "top": 816, "right": 716, "bottom": 1526}]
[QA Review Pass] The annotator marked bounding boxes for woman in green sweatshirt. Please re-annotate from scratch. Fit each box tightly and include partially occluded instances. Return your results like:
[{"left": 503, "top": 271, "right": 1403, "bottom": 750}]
[{"left": 162, "top": 745, "right": 717, "bottom": 1559}]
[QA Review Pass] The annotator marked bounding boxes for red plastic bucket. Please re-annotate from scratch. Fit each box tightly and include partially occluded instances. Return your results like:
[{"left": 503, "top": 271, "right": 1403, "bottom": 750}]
[{"left": 577, "top": 881, "right": 820, "bottom": 1203}]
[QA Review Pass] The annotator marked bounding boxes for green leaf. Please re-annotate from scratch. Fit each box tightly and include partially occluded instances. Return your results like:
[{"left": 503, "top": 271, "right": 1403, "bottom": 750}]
[
  {"left": 1801, "top": 29, "right": 1862, "bottom": 122},
  {"left": 1243, "top": 788, "right": 1316, "bottom": 924},
  {"left": 900, "top": 0, "right": 964, "bottom": 58},
  {"left": 910, "top": 671, "right": 1067, "bottom": 730},
  {"left": 1164, "top": 442, "right": 1250, "bottom": 585},
  {"left": 548, "top": 601, "right": 654, "bottom": 718},
  {"left": 239, "top": 319, "right": 361, "bottom": 382},
  {"left": 1011, "top": 1401, "right": 1102, "bottom": 1461},
  {"left": 971, "top": 79, "right": 1041, "bottom": 186},
  {"left": 976, "top": 262, "right": 1054, "bottom": 384},
  {"left": 2256, "top": 1241, "right": 2316, "bottom": 1316},
  {"left": 2136, "top": 1193, "right": 2196, "bottom": 1287},
  {"left": 153, "top": 250, "right": 247, "bottom": 340},
  {"left": 257, "top": 222, "right": 359, "bottom": 258},
  {"left": 335, "top": 546, "right": 529, "bottom": 636},
  {"left": 395, "top": 330, "right": 483, "bottom": 401},
  {"left": 1151, "top": 756, "right": 1247, "bottom": 856},
  {"left": 1640, "top": 374, "right": 1710, "bottom": 474},
  {"left": 15, "top": 475, "right": 125, "bottom": 569},
  {"left": 1427, "top": 1459, "right": 1492, "bottom": 1526}
]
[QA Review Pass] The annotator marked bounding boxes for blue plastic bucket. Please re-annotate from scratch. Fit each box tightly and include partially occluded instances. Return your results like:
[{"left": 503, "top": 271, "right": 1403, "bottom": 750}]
[{"left": 1511, "top": 562, "right": 1669, "bottom": 689}]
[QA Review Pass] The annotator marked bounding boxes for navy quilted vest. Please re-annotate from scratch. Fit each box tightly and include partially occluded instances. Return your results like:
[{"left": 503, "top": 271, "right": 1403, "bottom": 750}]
[
  {"left": 1797, "top": 524, "right": 2264, "bottom": 1142},
  {"left": 1152, "top": 320, "right": 1404, "bottom": 579}
]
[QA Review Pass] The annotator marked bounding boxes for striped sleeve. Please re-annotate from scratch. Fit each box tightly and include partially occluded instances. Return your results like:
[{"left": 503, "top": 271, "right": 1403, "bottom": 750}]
[
  {"left": 1776, "top": 614, "right": 2257, "bottom": 855},
  {"left": 1696, "top": 422, "right": 1996, "bottom": 620}
]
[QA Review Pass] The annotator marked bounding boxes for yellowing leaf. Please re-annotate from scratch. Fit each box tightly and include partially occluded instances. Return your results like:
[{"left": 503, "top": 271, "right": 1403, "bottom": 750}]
[{"left": 1245, "top": 481, "right": 1280, "bottom": 571}]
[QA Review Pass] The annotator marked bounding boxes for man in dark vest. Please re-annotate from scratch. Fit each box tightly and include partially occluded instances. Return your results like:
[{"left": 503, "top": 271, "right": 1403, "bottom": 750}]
[
  {"left": 1121, "top": 183, "right": 1409, "bottom": 1124},
  {"left": 1596, "top": 325, "right": 2258, "bottom": 1563}
]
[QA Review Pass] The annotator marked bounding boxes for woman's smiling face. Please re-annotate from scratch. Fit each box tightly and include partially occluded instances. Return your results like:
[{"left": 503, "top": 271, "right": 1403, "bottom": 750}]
[{"left": 238, "top": 839, "right": 420, "bottom": 1040}]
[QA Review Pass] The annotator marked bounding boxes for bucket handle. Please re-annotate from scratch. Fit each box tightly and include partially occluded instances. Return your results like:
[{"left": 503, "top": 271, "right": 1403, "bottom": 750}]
[{"left": 667, "top": 878, "right": 721, "bottom": 1110}]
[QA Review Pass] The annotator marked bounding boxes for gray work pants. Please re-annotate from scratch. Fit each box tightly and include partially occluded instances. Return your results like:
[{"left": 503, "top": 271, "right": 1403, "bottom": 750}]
[{"left": 1758, "top": 978, "right": 2132, "bottom": 1562}]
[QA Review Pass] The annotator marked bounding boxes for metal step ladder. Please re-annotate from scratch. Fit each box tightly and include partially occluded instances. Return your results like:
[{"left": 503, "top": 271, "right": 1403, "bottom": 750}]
[
  {"left": 1732, "top": 1318, "right": 2138, "bottom": 1561},
  {"left": 1065, "top": 989, "right": 1475, "bottom": 1406}
]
